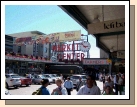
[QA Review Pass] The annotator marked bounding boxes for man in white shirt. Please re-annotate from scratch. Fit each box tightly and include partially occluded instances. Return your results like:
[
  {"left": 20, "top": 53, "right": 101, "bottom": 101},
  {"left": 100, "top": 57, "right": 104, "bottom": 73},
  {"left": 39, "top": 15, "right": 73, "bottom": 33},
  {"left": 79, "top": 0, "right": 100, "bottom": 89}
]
[
  {"left": 77, "top": 75, "right": 101, "bottom": 95},
  {"left": 64, "top": 77, "right": 73, "bottom": 95}
]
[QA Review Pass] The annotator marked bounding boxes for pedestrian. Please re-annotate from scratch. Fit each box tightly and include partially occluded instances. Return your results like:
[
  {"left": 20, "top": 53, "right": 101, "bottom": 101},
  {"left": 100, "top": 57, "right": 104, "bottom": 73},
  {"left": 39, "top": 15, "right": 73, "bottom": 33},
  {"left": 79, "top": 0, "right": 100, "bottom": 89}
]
[
  {"left": 64, "top": 77, "right": 73, "bottom": 95},
  {"left": 121, "top": 74, "right": 125, "bottom": 95},
  {"left": 103, "top": 85, "right": 114, "bottom": 95},
  {"left": 76, "top": 77, "right": 85, "bottom": 92},
  {"left": 114, "top": 74, "right": 119, "bottom": 95},
  {"left": 40, "top": 79, "right": 50, "bottom": 95},
  {"left": 27, "top": 72, "right": 31, "bottom": 78},
  {"left": 118, "top": 74, "right": 124, "bottom": 95},
  {"left": 102, "top": 76, "right": 114, "bottom": 94},
  {"left": 60, "top": 74, "right": 64, "bottom": 83},
  {"left": 51, "top": 79, "right": 67, "bottom": 95},
  {"left": 77, "top": 75, "right": 101, "bottom": 95}
]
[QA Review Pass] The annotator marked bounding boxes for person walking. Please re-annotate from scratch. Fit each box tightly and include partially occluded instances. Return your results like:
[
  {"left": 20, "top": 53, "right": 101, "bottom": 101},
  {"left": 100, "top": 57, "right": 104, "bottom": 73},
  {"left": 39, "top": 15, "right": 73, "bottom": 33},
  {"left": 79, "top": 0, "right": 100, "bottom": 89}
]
[
  {"left": 64, "top": 77, "right": 73, "bottom": 95},
  {"left": 76, "top": 77, "right": 85, "bottom": 92},
  {"left": 103, "top": 85, "right": 114, "bottom": 95},
  {"left": 60, "top": 74, "right": 64, "bottom": 83},
  {"left": 102, "top": 76, "right": 114, "bottom": 94},
  {"left": 114, "top": 74, "right": 119, "bottom": 95},
  {"left": 77, "top": 75, "right": 101, "bottom": 95},
  {"left": 32, "top": 79, "right": 50, "bottom": 95},
  {"left": 118, "top": 74, "right": 124, "bottom": 95},
  {"left": 40, "top": 79, "right": 50, "bottom": 95},
  {"left": 51, "top": 79, "right": 67, "bottom": 95},
  {"left": 26, "top": 72, "right": 32, "bottom": 78}
]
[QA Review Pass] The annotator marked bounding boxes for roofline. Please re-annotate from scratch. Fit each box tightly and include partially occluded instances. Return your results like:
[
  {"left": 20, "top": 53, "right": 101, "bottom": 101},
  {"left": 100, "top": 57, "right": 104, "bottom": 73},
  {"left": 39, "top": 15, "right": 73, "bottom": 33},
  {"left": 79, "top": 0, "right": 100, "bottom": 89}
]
[{"left": 7, "top": 30, "right": 46, "bottom": 36}]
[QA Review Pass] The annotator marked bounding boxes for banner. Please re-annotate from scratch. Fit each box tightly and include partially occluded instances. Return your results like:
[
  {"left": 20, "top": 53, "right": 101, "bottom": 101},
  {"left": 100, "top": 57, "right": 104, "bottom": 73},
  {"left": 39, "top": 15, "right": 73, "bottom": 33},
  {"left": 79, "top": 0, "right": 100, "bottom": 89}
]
[
  {"left": 43, "top": 33, "right": 60, "bottom": 44},
  {"left": 14, "top": 30, "right": 81, "bottom": 45},
  {"left": 59, "top": 30, "right": 81, "bottom": 42}
]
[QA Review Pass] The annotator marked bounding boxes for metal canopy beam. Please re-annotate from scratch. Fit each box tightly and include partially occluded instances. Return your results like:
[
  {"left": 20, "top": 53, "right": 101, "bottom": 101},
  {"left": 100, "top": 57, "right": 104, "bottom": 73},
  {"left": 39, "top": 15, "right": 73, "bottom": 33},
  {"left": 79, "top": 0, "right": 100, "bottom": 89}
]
[
  {"left": 95, "top": 34, "right": 110, "bottom": 54},
  {"left": 58, "top": 5, "right": 90, "bottom": 30},
  {"left": 95, "top": 31, "right": 125, "bottom": 37}
]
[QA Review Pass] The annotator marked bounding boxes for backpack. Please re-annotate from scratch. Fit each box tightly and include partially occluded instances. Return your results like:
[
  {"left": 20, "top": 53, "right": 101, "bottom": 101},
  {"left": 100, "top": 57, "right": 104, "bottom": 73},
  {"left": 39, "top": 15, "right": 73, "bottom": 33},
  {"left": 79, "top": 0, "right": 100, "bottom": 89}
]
[{"left": 32, "top": 88, "right": 42, "bottom": 95}]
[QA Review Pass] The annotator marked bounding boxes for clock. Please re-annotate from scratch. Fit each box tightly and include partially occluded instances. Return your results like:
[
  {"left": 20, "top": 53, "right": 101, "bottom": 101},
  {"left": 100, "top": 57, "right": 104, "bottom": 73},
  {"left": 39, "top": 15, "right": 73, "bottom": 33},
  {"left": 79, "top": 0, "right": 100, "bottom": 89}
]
[{"left": 80, "top": 41, "right": 91, "bottom": 52}]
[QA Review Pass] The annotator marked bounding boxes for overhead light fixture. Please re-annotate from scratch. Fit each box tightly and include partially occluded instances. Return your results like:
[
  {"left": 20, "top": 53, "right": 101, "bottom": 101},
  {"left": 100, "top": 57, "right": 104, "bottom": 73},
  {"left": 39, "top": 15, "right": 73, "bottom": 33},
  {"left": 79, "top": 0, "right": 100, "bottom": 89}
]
[
  {"left": 110, "top": 46, "right": 114, "bottom": 52},
  {"left": 92, "top": 15, "right": 100, "bottom": 23}
]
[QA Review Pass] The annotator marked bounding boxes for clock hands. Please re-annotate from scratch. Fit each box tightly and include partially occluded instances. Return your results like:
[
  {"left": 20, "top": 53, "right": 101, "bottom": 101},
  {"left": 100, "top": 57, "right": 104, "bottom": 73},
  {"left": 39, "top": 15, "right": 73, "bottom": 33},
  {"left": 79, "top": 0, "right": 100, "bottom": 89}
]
[{"left": 81, "top": 43, "right": 89, "bottom": 48}]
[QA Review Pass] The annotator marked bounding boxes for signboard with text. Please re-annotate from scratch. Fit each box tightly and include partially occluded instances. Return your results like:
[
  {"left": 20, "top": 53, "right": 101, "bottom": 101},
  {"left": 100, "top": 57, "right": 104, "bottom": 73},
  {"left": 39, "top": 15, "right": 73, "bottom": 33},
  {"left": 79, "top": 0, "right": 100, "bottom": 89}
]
[
  {"left": 88, "top": 18, "right": 125, "bottom": 34},
  {"left": 83, "top": 59, "right": 112, "bottom": 65}
]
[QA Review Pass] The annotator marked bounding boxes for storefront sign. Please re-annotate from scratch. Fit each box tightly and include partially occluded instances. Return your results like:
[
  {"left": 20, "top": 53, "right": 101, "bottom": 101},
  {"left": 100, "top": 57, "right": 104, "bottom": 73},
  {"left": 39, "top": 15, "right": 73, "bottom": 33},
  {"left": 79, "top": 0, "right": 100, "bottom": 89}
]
[
  {"left": 52, "top": 42, "right": 86, "bottom": 60},
  {"left": 83, "top": 59, "right": 111, "bottom": 65},
  {"left": 59, "top": 30, "right": 81, "bottom": 42},
  {"left": 57, "top": 53, "right": 85, "bottom": 60},
  {"left": 88, "top": 18, "right": 125, "bottom": 34}
]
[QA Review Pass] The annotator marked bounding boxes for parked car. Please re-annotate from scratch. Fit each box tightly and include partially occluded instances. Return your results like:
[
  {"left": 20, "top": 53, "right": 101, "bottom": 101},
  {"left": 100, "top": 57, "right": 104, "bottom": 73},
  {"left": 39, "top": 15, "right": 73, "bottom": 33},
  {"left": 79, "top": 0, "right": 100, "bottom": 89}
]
[
  {"left": 43, "top": 74, "right": 57, "bottom": 83},
  {"left": 5, "top": 74, "right": 21, "bottom": 89},
  {"left": 70, "top": 75, "right": 87, "bottom": 88},
  {"left": 52, "top": 74, "right": 61, "bottom": 79},
  {"left": 19, "top": 76, "right": 32, "bottom": 87},
  {"left": 42, "top": 74, "right": 54, "bottom": 84},
  {"left": 5, "top": 88, "right": 11, "bottom": 95},
  {"left": 33, "top": 74, "right": 47, "bottom": 84}
]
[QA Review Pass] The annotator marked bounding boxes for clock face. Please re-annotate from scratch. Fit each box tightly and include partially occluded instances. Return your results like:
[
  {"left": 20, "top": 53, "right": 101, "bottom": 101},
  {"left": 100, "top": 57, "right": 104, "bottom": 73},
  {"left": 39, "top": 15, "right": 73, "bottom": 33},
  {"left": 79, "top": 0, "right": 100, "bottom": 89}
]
[{"left": 80, "top": 41, "right": 91, "bottom": 52}]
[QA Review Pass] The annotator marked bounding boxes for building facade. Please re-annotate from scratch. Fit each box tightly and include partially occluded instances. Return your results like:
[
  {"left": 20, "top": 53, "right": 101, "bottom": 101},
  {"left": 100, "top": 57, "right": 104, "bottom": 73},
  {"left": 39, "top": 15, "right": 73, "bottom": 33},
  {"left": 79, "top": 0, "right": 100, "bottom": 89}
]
[
  {"left": 5, "top": 35, "right": 14, "bottom": 52},
  {"left": 8, "top": 31, "right": 52, "bottom": 59}
]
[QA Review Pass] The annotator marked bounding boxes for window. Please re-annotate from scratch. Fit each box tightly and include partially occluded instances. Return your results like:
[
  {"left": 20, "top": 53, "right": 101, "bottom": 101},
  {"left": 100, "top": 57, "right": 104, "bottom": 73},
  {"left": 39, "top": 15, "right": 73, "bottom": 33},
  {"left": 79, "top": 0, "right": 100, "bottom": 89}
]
[
  {"left": 5, "top": 75, "right": 10, "bottom": 78},
  {"left": 45, "top": 48, "right": 47, "bottom": 53},
  {"left": 11, "top": 75, "right": 19, "bottom": 78},
  {"left": 18, "top": 46, "right": 21, "bottom": 53}
]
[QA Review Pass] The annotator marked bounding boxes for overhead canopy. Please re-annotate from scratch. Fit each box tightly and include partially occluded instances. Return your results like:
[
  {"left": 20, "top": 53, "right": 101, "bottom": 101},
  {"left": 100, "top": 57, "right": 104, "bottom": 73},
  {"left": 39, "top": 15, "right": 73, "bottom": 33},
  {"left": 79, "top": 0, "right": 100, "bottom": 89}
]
[{"left": 59, "top": 5, "right": 125, "bottom": 56}]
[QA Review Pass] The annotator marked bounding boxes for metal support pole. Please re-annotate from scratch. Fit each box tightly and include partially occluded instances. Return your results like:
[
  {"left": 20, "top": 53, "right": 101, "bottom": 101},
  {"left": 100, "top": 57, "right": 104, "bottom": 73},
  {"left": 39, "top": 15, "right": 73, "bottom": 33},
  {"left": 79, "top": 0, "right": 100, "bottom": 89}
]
[{"left": 87, "top": 35, "right": 89, "bottom": 58}]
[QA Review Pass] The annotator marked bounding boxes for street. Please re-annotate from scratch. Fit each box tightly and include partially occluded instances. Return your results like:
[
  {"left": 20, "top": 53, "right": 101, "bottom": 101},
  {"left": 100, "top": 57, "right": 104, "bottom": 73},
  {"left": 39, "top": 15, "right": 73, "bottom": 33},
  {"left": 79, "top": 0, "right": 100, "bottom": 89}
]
[{"left": 8, "top": 81, "right": 103, "bottom": 95}]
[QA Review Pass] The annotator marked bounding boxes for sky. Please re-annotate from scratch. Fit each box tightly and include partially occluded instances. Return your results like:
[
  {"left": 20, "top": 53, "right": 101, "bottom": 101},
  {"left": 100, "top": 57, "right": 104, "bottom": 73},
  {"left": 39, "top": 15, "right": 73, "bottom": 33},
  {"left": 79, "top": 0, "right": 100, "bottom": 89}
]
[{"left": 5, "top": 5, "right": 100, "bottom": 58}]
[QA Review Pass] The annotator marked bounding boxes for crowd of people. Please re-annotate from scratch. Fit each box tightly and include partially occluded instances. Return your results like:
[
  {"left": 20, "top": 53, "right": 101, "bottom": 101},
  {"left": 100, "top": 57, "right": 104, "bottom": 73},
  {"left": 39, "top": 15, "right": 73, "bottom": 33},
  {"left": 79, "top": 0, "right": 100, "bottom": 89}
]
[{"left": 32, "top": 72, "right": 125, "bottom": 95}]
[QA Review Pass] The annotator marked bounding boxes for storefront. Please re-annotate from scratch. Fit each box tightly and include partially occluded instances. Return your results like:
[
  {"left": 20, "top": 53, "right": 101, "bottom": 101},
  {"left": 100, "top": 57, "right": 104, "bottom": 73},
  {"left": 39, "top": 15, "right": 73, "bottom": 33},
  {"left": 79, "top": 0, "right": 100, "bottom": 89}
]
[{"left": 82, "top": 58, "right": 112, "bottom": 75}]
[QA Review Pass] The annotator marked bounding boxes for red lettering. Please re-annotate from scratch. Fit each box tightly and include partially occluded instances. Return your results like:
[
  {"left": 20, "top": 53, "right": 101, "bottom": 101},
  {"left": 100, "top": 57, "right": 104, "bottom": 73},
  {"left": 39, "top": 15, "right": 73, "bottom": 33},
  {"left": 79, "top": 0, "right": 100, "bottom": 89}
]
[
  {"left": 52, "top": 45, "right": 57, "bottom": 51},
  {"left": 76, "top": 53, "right": 80, "bottom": 59},
  {"left": 67, "top": 53, "right": 71, "bottom": 60},
  {"left": 57, "top": 54, "right": 61, "bottom": 59},
  {"left": 62, "top": 45, "right": 66, "bottom": 51},
  {"left": 57, "top": 45, "right": 61, "bottom": 51},
  {"left": 76, "top": 43, "right": 79, "bottom": 50},
  {"left": 72, "top": 53, "right": 75, "bottom": 59},
  {"left": 63, "top": 53, "right": 66, "bottom": 59},
  {"left": 67, "top": 44, "right": 70, "bottom": 51},
  {"left": 81, "top": 53, "right": 85, "bottom": 61}
]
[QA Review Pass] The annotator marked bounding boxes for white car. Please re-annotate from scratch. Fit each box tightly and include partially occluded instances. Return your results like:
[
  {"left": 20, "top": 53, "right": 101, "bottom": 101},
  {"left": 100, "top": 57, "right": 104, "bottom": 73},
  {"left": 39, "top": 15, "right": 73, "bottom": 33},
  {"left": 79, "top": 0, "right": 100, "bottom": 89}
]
[
  {"left": 42, "top": 74, "right": 53, "bottom": 84},
  {"left": 5, "top": 74, "right": 21, "bottom": 89},
  {"left": 43, "top": 74, "right": 57, "bottom": 83},
  {"left": 52, "top": 74, "right": 61, "bottom": 79},
  {"left": 70, "top": 75, "right": 87, "bottom": 88}
]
